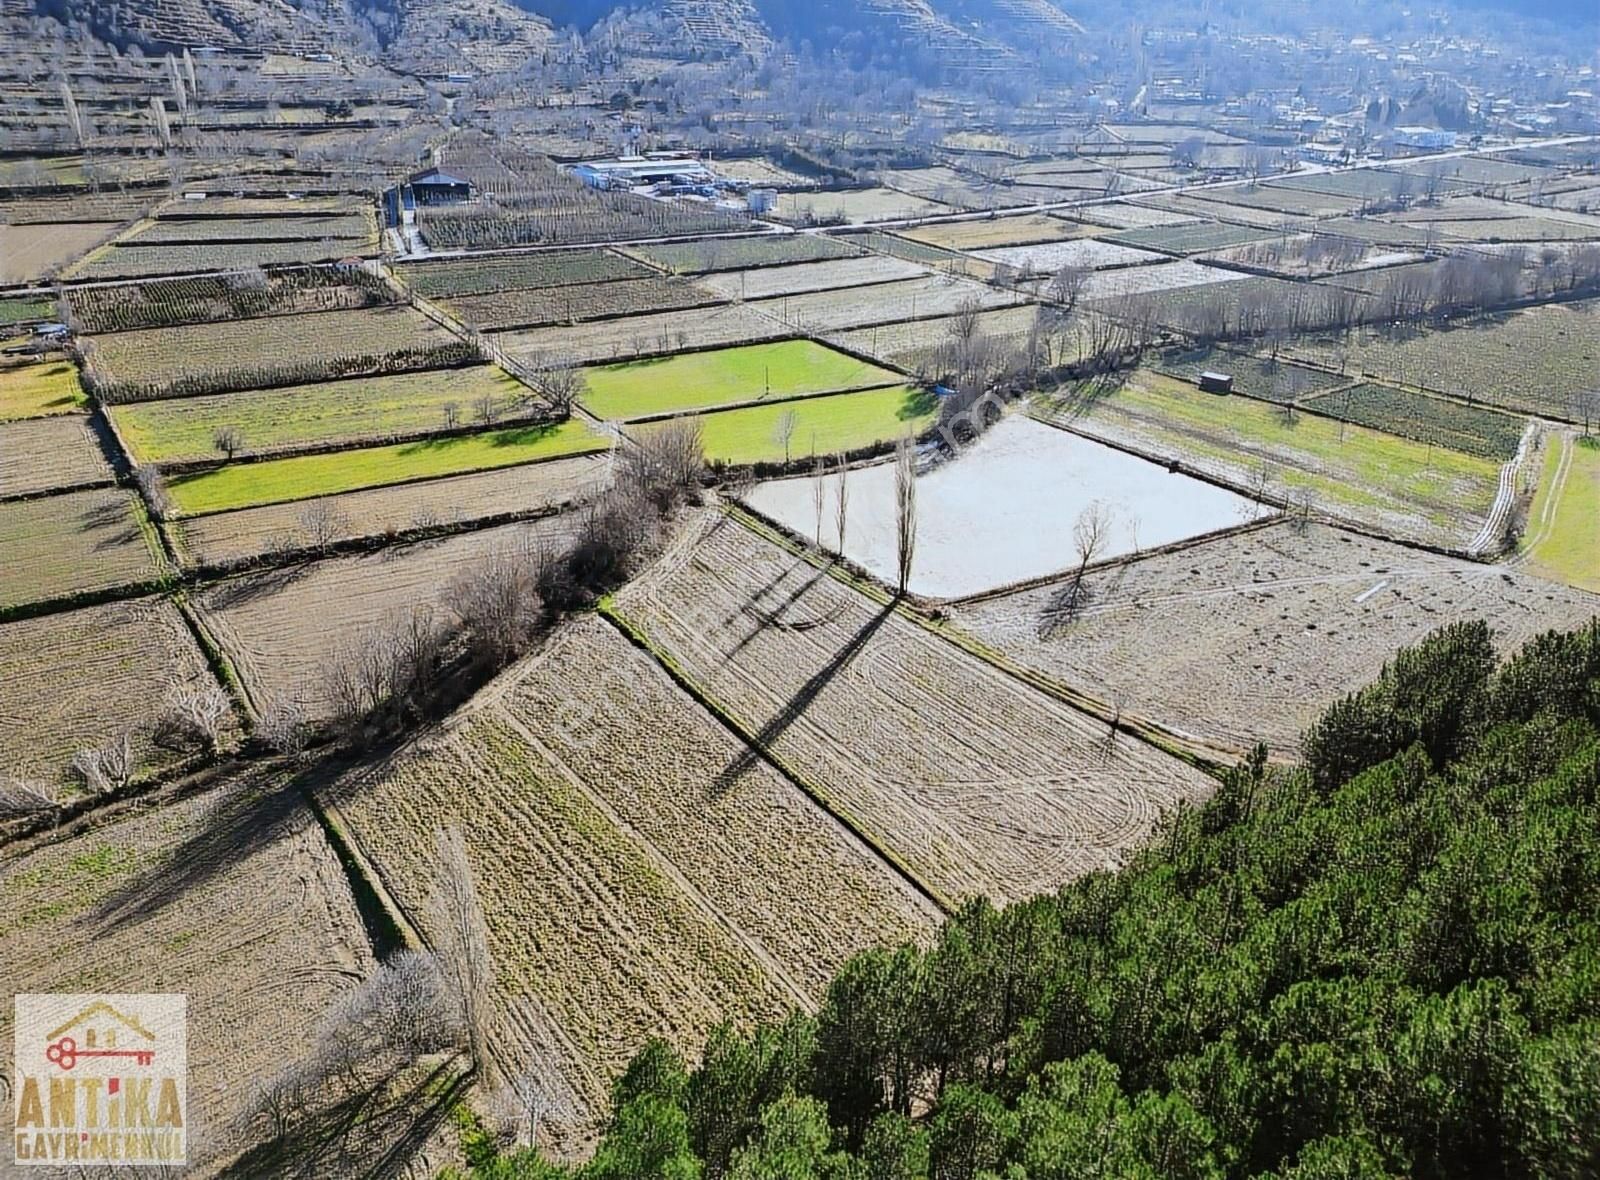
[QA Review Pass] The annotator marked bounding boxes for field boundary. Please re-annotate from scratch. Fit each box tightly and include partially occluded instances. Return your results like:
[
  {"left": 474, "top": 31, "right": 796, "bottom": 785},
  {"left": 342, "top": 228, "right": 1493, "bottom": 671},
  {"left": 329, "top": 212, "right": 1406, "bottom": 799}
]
[{"left": 612, "top": 378, "right": 912, "bottom": 426}]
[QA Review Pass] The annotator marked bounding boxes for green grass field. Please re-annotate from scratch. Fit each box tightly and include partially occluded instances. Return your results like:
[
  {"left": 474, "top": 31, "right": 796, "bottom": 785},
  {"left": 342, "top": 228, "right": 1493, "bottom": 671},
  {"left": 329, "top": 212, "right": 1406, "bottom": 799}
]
[
  {"left": 643, "top": 384, "right": 937, "bottom": 465},
  {"left": 0, "top": 360, "right": 84, "bottom": 420},
  {"left": 1522, "top": 434, "right": 1600, "bottom": 592},
  {"left": 581, "top": 339, "right": 901, "bottom": 422},
  {"left": 168, "top": 419, "right": 607, "bottom": 516},
  {"left": 112, "top": 366, "right": 527, "bottom": 462},
  {"left": 1044, "top": 369, "right": 1502, "bottom": 544},
  {"left": 0, "top": 298, "right": 54, "bottom": 327}
]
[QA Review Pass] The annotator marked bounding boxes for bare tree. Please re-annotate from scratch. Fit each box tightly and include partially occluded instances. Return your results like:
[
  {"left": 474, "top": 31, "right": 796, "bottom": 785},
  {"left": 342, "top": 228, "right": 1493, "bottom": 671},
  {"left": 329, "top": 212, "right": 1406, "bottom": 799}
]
[
  {"left": 447, "top": 548, "right": 545, "bottom": 670},
  {"left": 476, "top": 393, "right": 501, "bottom": 426},
  {"left": 834, "top": 457, "right": 849, "bottom": 552},
  {"left": 443, "top": 401, "right": 460, "bottom": 429},
  {"left": 213, "top": 425, "right": 244, "bottom": 459},
  {"left": 0, "top": 775, "right": 58, "bottom": 817},
  {"left": 299, "top": 500, "right": 350, "bottom": 553},
  {"left": 257, "top": 698, "right": 310, "bottom": 756},
  {"left": 773, "top": 409, "right": 799, "bottom": 464},
  {"left": 1063, "top": 500, "right": 1113, "bottom": 620},
  {"left": 71, "top": 731, "right": 135, "bottom": 795},
  {"left": 428, "top": 828, "right": 495, "bottom": 1082},
  {"left": 811, "top": 456, "right": 827, "bottom": 552},
  {"left": 1573, "top": 388, "right": 1598, "bottom": 436},
  {"left": 531, "top": 357, "right": 585, "bottom": 416},
  {"left": 894, "top": 436, "right": 917, "bottom": 597},
  {"left": 152, "top": 683, "right": 231, "bottom": 754},
  {"left": 1048, "top": 262, "right": 1088, "bottom": 316}
]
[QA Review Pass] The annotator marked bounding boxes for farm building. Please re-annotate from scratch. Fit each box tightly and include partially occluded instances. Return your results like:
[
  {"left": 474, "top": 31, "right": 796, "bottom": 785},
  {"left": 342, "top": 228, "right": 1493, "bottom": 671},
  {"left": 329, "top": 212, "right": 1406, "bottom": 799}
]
[
  {"left": 409, "top": 168, "right": 474, "bottom": 204},
  {"left": 1198, "top": 370, "right": 1234, "bottom": 394},
  {"left": 1389, "top": 126, "right": 1458, "bottom": 150},
  {"left": 572, "top": 155, "right": 714, "bottom": 191}
]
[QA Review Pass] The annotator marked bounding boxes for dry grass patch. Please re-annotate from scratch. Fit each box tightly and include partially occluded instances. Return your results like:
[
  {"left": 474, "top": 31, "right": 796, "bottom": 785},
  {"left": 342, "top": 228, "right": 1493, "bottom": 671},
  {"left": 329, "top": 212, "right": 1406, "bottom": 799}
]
[
  {"left": 0, "top": 415, "right": 112, "bottom": 497},
  {"left": 0, "top": 222, "right": 118, "bottom": 282},
  {"left": 0, "top": 488, "right": 168, "bottom": 610}
]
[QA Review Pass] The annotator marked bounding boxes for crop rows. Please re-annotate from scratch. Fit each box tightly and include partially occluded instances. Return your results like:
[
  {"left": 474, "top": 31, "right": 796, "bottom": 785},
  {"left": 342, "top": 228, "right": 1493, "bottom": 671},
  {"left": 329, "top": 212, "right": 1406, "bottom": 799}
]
[
  {"left": 73, "top": 238, "right": 378, "bottom": 279},
  {"left": 125, "top": 212, "right": 375, "bottom": 244},
  {"left": 82, "top": 305, "right": 469, "bottom": 401},
  {"left": 395, "top": 249, "right": 653, "bottom": 298},
  {"left": 65, "top": 267, "right": 394, "bottom": 333},
  {"left": 1103, "top": 220, "right": 1282, "bottom": 254},
  {"left": 625, "top": 234, "right": 861, "bottom": 274},
  {"left": 0, "top": 415, "right": 112, "bottom": 497},
  {"left": 1303, "top": 382, "right": 1528, "bottom": 459},
  {"left": 445, "top": 276, "right": 723, "bottom": 332},
  {"left": 752, "top": 275, "right": 1025, "bottom": 333},
  {"left": 696, "top": 255, "right": 928, "bottom": 301},
  {"left": 0, "top": 487, "right": 167, "bottom": 610},
  {"left": 494, "top": 302, "right": 788, "bottom": 367}
]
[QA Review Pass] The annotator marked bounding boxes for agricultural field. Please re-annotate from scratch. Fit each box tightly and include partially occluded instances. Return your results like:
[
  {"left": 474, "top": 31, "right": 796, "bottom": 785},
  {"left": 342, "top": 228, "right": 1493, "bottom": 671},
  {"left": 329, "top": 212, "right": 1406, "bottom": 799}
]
[
  {"left": 1134, "top": 192, "right": 1321, "bottom": 230},
  {"left": 896, "top": 213, "right": 1092, "bottom": 251},
  {"left": 753, "top": 275, "right": 1025, "bottom": 333},
  {"left": 773, "top": 189, "right": 954, "bottom": 225},
  {"left": 1285, "top": 303, "right": 1600, "bottom": 419},
  {"left": 1191, "top": 183, "right": 1368, "bottom": 219},
  {"left": 0, "top": 767, "right": 377, "bottom": 1161},
  {"left": 1437, "top": 216, "right": 1600, "bottom": 243},
  {"left": 1153, "top": 347, "right": 1347, "bottom": 404},
  {"left": 1039, "top": 368, "right": 1504, "bottom": 547},
  {"left": 1519, "top": 433, "right": 1600, "bottom": 592},
  {"left": 176, "top": 453, "right": 608, "bottom": 568},
  {"left": 0, "top": 221, "right": 118, "bottom": 282},
  {"left": 194, "top": 517, "right": 579, "bottom": 716},
  {"left": 395, "top": 249, "right": 653, "bottom": 297},
  {"left": 1302, "top": 383, "right": 1528, "bottom": 460},
  {"left": 976, "top": 238, "right": 1167, "bottom": 272},
  {"left": 1204, "top": 236, "right": 1418, "bottom": 280},
  {"left": 851, "top": 231, "right": 993, "bottom": 279},
  {"left": 1276, "top": 169, "right": 1463, "bottom": 203},
  {"left": 111, "top": 365, "right": 531, "bottom": 463},
  {"left": 951, "top": 521, "right": 1600, "bottom": 755},
  {"left": 167, "top": 417, "right": 606, "bottom": 515},
  {"left": 1313, "top": 217, "right": 1446, "bottom": 248},
  {"left": 445, "top": 276, "right": 721, "bottom": 332},
  {"left": 624, "top": 234, "right": 860, "bottom": 274},
  {"left": 83, "top": 305, "right": 466, "bottom": 400},
  {"left": 1134, "top": 273, "right": 1365, "bottom": 336},
  {"left": 0, "top": 297, "right": 53, "bottom": 327},
  {"left": 323, "top": 613, "right": 939, "bottom": 1121},
  {"left": 71, "top": 238, "right": 379, "bottom": 279},
  {"left": 746, "top": 416, "right": 1256, "bottom": 598},
  {"left": 123, "top": 212, "right": 375, "bottom": 244},
  {"left": 1389, "top": 154, "right": 1558, "bottom": 188},
  {"left": 64, "top": 268, "right": 395, "bottom": 334},
  {"left": 1081, "top": 202, "right": 1207, "bottom": 229},
  {"left": 581, "top": 340, "right": 901, "bottom": 422},
  {"left": 0, "top": 415, "right": 113, "bottom": 498},
  {"left": 0, "top": 357, "right": 84, "bottom": 420},
  {"left": 695, "top": 255, "right": 928, "bottom": 301},
  {"left": 0, "top": 597, "right": 225, "bottom": 784},
  {"left": 706, "top": 157, "right": 819, "bottom": 188},
  {"left": 0, "top": 487, "right": 168, "bottom": 610},
  {"left": 613, "top": 514, "right": 1217, "bottom": 904},
  {"left": 833, "top": 304, "right": 1045, "bottom": 371},
  {"left": 1102, "top": 220, "right": 1283, "bottom": 254},
  {"left": 648, "top": 384, "right": 938, "bottom": 466},
  {"left": 494, "top": 302, "right": 788, "bottom": 367},
  {"left": 1080, "top": 259, "right": 1250, "bottom": 301}
]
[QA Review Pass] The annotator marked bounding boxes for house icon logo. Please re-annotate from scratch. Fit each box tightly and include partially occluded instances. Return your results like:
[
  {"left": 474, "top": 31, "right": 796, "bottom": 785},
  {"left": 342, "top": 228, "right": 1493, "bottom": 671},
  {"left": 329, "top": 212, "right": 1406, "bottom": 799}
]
[
  {"left": 12, "top": 993, "right": 187, "bottom": 1168},
  {"left": 43, "top": 1002, "right": 158, "bottom": 1072}
]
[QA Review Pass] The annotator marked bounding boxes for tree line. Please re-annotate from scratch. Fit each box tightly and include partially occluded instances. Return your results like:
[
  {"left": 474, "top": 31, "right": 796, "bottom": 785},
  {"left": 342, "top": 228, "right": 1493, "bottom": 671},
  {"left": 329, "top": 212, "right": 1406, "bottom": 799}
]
[{"left": 453, "top": 617, "right": 1600, "bottom": 1178}]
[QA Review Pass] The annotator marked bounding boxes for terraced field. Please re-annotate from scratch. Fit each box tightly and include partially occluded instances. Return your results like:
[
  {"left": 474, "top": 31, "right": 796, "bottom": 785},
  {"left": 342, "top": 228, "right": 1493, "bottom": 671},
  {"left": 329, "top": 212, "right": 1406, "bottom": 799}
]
[
  {"left": 754, "top": 276, "right": 1024, "bottom": 333},
  {"left": 581, "top": 340, "right": 901, "bottom": 421},
  {"left": 0, "top": 768, "right": 375, "bottom": 1152},
  {"left": 625, "top": 234, "right": 861, "bottom": 274},
  {"left": 0, "top": 488, "right": 168, "bottom": 610},
  {"left": 1039, "top": 369, "right": 1503, "bottom": 548},
  {"left": 84, "top": 305, "right": 465, "bottom": 399},
  {"left": 112, "top": 365, "right": 531, "bottom": 462},
  {"left": 494, "top": 302, "right": 788, "bottom": 367},
  {"left": 0, "top": 358, "right": 84, "bottom": 420},
  {"left": 166, "top": 418, "right": 608, "bottom": 515},
  {"left": 0, "top": 415, "right": 112, "bottom": 497},
  {"left": 613, "top": 514, "right": 1217, "bottom": 904},
  {"left": 323, "top": 614, "right": 938, "bottom": 1124},
  {"left": 1520, "top": 433, "right": 1600, "bottom": 592},
  {"left": 444, "top": 277, "right": 721, "bottom": 331},
  {"left": 396, "top": 249, "right": 654, "bottom": 297},
  {"left": 695, "top": 255, "right": 927, "bottom": 301},
  {"left": 647, "top": 384, "right": 937, "bottom": 466},
  {"left": 0, "top": 597, "right": 225, "bottom": 783},
  {"left": 952, "top": 521, "right": 1600, "bottom": 755},
  {"left": 1286, "top": 303, "right": 1600, "bottom": 419},
  {"left": 1302, "top": 383, "right": 1528, "bottom": 460},
  {"left": 176, "top": 453, "right": 607, "bottom": 568},
  {"left": 194, "top": 517, "right": 581, "bottom": 716}
]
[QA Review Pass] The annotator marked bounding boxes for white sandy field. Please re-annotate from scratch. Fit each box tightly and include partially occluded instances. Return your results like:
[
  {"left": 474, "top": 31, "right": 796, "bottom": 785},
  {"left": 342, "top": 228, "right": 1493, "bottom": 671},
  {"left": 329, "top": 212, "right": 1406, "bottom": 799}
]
[{"left": 742, "top": 415, "right": 1261, "bottom": 598}]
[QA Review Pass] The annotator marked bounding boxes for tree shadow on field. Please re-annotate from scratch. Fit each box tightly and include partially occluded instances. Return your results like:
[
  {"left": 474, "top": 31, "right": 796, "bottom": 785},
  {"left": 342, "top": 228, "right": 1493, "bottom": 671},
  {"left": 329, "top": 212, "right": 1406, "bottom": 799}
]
[
  {"left": 90, "top": 758, "right": 342, "bottom": 934},
  {"left": 726, "top": 558, "right": 841, "bottom": 661},
  {"left": 202, "top": 560, "right": 316, "bottom": 610},
  {"left": 712, "top": 601, "right": 893, "bottom": 797},
  {"left": 222, "top": 1056, "right": 468, "bottom": 1180}
]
